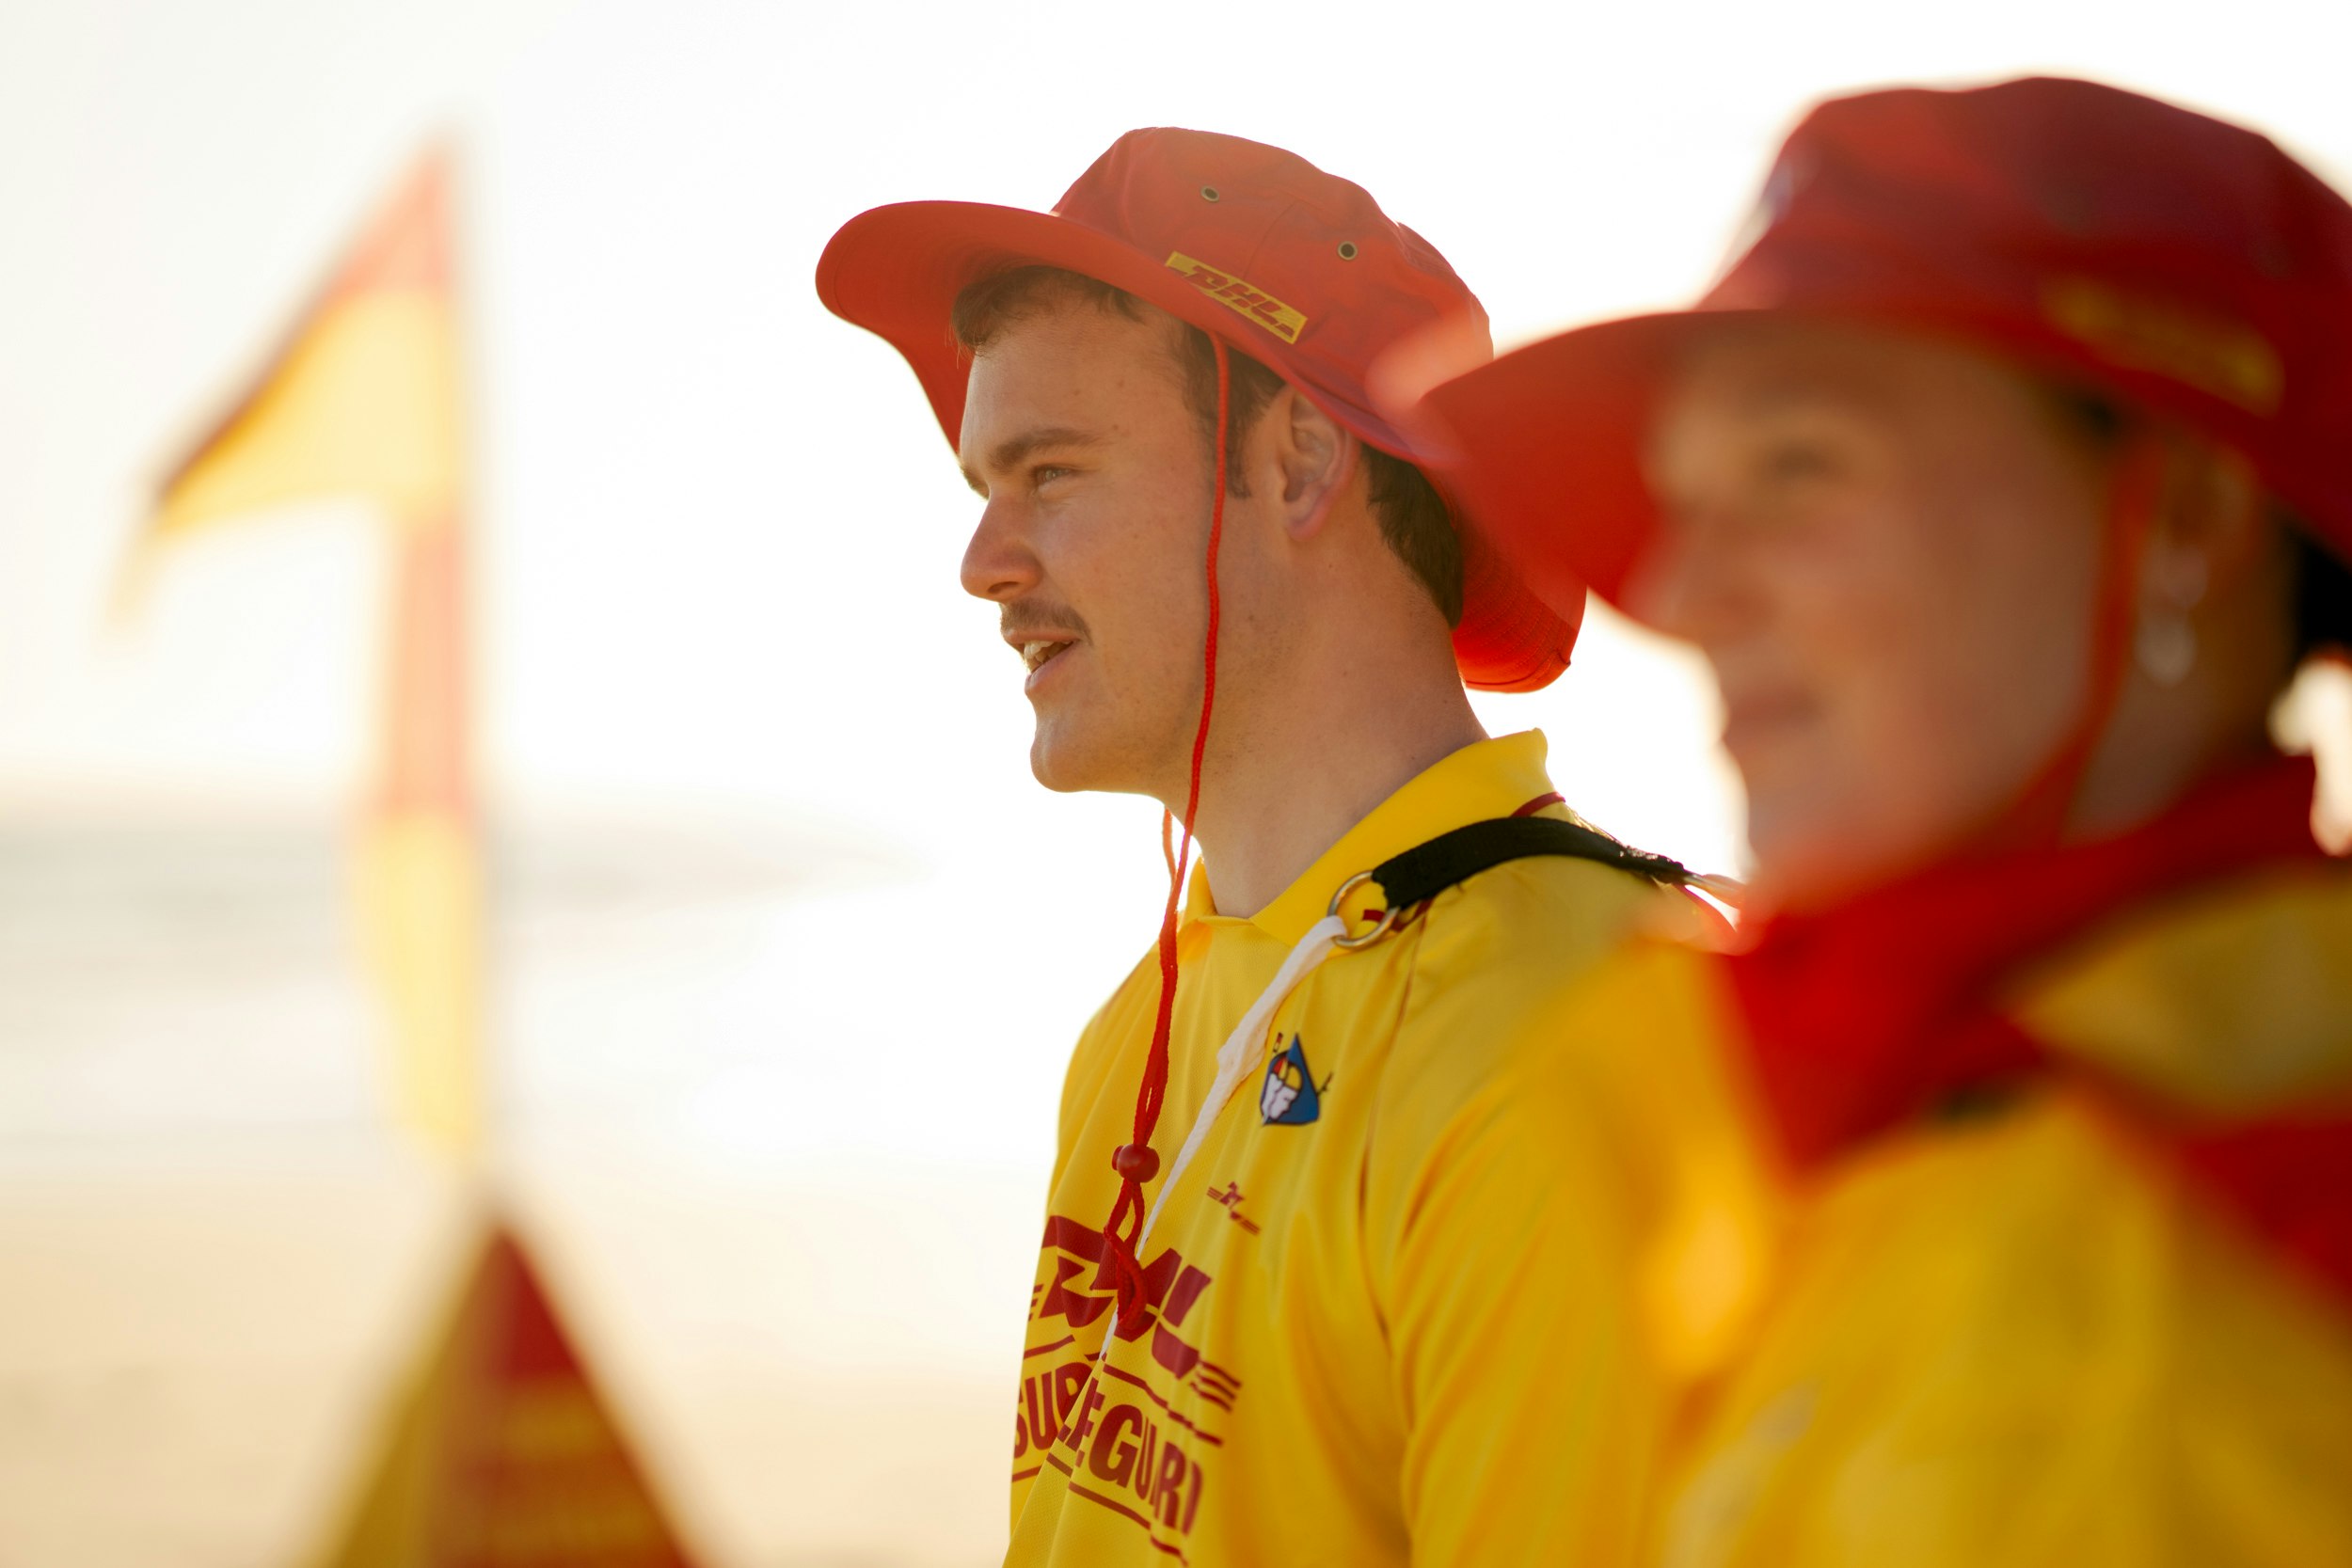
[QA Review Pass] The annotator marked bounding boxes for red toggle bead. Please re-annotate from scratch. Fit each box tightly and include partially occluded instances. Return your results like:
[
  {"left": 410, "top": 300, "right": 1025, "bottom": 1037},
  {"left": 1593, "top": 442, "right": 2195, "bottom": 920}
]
[{"left": 1111, "top": 1144, "right": 1161, "bottom": 1181}]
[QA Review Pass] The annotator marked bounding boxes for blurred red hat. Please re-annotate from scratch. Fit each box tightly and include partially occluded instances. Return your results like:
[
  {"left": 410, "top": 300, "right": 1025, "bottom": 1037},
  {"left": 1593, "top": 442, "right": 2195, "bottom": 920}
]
[
  {"left": 816, "top": 127, "right": 1580, "bottom": 691},
  {"left": 1402, "top": 76, "right": 2352, "bottom": 615}
]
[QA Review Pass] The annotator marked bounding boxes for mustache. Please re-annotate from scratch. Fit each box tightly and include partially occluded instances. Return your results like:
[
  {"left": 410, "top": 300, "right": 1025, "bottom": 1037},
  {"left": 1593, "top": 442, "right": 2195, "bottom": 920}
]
[{"left": 1000, "top": 602, "right": 1091, "bottom": 642}]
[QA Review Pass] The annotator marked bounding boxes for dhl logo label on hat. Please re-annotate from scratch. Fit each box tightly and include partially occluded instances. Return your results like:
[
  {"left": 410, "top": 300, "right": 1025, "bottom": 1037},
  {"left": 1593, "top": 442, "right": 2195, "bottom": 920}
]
[
  {"left": 2042, "top": 277, "right": 2283, "bottom": 415},
  {"left": 1167, "top": 251, "right": 1309, "bottom": 344}
]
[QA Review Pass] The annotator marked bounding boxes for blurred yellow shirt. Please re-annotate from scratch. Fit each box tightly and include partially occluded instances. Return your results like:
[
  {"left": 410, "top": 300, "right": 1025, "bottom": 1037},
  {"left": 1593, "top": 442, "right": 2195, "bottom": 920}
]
[
  {"left": 1537, "top": 863, "right": 2352, "bottom": 1568},
  {"left": 1004, "top": 730, "right": 1711, "bottom": 1567}
]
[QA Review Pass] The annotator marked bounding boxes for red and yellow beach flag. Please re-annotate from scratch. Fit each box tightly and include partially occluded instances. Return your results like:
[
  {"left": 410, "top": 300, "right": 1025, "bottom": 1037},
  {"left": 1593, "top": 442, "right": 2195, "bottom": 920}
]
[
  {"left": 144, "top": 146, "right": 706, "bottom": 1568},
  {"left": 322, "top": 1223, "right": 702, "bottom": 1568},
  {"left": 149, "top": 149, "right": 482, "bottom": 1156}
]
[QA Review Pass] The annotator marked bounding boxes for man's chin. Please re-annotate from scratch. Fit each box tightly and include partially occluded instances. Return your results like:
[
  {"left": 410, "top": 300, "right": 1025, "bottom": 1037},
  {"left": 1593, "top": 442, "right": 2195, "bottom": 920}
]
[
  {"left": 1027, "top": 723, "right": 1151, "bottom": 797},
  {"left": 1028, "top": 755, "right": 1090, "bottom": 794},
  {"left": 1027, "top": 729, "right": 1100, "bottom": 795}
]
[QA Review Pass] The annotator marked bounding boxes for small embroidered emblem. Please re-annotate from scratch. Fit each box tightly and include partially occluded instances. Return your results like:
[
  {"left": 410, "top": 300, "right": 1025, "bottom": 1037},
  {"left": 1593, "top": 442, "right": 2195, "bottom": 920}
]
[{"left": 1260, "top": 1036, "right": 1323, "bottom": 1126}]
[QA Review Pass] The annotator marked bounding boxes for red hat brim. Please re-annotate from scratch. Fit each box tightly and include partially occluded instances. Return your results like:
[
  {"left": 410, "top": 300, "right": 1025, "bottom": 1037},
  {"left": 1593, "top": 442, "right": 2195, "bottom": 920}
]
[
  {"left": 819, "top": 199, "right": 1420, "bottom": 454},
  {"left": 1404, "top": 309, "right": 1730, "bottom": 613},
  {"left": 1408, "top": 296, "right": 2280, "bottom": 616},
  {"left": 818, "top": 200, "right": 1580, "bottom": 692}
]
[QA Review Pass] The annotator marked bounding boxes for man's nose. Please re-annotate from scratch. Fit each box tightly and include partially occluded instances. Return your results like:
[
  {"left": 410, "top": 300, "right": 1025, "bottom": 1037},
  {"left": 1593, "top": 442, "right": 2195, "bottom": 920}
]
[{"left": 960, "top": 499, "right": 1041, "bottom": 603}]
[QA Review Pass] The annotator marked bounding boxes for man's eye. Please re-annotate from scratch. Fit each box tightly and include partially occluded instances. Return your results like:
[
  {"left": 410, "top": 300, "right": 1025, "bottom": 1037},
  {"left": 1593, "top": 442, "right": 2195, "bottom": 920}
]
[{"left": 1033, "top": 465, "right": 1074, "bottom": 488}]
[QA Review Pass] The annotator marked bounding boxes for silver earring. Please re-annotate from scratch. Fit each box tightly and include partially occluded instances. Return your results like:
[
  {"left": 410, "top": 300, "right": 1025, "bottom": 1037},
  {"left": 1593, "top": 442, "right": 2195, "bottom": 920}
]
[
  {"left": 2135, "top": 549, "right": 2208, "bottom": 688},
  {"left": 2136, "top": 607, "right": 2197, "bottom": 686}
]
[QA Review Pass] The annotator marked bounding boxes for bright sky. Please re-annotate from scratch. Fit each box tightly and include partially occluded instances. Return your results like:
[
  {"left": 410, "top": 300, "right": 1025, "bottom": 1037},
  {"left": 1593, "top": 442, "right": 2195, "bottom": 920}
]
[{"left": 4, "top": 0, "right": 2349, "bottom": 1174}]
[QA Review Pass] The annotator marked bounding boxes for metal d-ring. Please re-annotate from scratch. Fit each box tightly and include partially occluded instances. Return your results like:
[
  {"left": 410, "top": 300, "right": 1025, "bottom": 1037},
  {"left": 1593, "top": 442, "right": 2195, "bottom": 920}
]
[{"left": 1328, "top": 869, "right": 1409, "bottom": 950}]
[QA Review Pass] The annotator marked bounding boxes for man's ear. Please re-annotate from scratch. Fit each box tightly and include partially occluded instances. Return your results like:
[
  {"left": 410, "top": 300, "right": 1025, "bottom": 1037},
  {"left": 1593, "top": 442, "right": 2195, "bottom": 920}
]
[{"left": 1264, "top": 386, "right": 1359, "bottom": 541}]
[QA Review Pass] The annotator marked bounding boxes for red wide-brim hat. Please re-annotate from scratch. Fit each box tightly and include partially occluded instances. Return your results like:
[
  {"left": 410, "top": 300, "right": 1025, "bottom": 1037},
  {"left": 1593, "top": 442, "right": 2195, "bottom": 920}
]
[
  {"left": 817, "top": 127, "right": 1581, "bottom": 692},
  {"left": 1402, "top": 76, "right": 2352, "bottom": 613}
]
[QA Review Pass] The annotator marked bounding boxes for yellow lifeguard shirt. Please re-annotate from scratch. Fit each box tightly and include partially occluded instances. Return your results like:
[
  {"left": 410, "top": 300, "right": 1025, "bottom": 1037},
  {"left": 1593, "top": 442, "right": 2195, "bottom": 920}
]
[
  {"left": 1525, "top": 863, "right": 2352, "bottom": 1567},
  {"left": 1004, "top": 730, "right": 1713, "bottom": 1567}
]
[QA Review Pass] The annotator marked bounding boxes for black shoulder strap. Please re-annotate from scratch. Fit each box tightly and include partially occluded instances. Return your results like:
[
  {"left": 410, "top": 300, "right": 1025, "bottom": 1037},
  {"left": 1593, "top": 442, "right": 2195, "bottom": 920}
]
[{"left": 1369, "top": 816, "right": 1695, "bottom": 912}]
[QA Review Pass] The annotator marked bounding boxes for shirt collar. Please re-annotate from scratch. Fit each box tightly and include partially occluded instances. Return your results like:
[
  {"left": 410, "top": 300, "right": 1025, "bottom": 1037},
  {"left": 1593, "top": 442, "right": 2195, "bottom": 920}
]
[{"left": 1183, "top": 730, "right": 1558, "bottom": 945}]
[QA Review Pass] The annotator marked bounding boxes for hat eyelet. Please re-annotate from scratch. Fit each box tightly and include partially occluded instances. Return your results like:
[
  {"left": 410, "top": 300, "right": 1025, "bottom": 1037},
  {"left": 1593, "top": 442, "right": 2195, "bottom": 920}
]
[
  {"left": 1336, "top": 241, "right": 1359, "bottom": 261},
  {"left": 1200, "top": 185, "right": 1220, "bottom": 202}
]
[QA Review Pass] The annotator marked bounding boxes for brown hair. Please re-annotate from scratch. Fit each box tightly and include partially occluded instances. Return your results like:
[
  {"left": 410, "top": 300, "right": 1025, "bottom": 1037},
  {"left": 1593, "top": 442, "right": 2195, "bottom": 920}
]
[{"left": 950, "top": 266, "right": 1464, "bottom": 624}]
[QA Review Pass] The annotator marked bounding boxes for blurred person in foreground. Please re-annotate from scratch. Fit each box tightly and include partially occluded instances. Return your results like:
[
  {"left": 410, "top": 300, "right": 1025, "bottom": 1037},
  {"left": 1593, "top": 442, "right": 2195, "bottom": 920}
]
[
  {"left": 817, "top": 132, "right": 1719, "bottom": 1564},
  {"left": 1411, "top": 76, "right": 2352, "bottom": 1564}
]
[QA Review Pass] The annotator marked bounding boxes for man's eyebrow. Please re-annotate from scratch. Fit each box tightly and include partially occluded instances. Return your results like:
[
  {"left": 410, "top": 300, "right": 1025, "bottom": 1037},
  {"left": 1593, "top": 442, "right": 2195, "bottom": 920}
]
[{"left": 960, "top": 426, "right": 1101, "bottom": 494}]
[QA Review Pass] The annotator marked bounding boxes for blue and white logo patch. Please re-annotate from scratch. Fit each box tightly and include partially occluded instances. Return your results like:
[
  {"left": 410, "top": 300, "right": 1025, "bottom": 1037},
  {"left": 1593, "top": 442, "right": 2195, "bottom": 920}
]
[{"left": 1260, "top": 1036, "right": 1324, "bottom": 1126}]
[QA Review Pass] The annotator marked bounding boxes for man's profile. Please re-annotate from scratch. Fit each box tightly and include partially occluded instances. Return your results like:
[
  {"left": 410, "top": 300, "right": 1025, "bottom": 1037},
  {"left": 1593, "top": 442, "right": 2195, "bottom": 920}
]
[{"left": 818, "top": 128, "right": 1714, "bottom": 1565}]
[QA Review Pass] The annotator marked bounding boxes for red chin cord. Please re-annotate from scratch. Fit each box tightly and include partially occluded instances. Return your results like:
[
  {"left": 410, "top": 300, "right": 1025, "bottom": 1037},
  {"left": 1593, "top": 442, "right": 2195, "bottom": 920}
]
[
  {"left": 1104, "top": 338, "right": 1231, "bottom": 1324},
  {"left": 1995, "top": 434, "right": 2171, "bottom": 851}
]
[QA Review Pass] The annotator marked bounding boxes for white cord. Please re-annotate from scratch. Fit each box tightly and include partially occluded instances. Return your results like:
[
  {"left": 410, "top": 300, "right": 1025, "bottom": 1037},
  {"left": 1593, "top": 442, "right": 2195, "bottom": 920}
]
[{"left": 1100, "top": 911, "right": 1350, "bottom": 1349}]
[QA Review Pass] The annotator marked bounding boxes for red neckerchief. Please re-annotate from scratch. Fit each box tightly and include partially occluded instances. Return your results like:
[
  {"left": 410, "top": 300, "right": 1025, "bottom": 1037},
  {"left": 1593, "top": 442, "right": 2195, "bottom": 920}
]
[{"left": 1726, "top": 753, "right": 2352, "bottom": 1307}]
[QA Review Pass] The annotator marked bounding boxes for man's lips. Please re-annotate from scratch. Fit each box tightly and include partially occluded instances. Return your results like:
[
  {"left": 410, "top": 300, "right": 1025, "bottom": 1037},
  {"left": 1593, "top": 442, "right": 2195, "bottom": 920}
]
[
  {"left": 1001, "top": 609, "right": 1087, "bottom": 689},
  {"left": 1020, "top": 639, "right": 1075, "bottom": 674}
]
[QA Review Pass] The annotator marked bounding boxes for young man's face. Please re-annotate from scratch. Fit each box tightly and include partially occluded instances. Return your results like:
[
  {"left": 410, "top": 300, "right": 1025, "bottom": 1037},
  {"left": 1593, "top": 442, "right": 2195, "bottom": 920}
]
[
  {"left": 1635, "top": 322, "right": 2109, "bottom": 906},
  {"left": 958, "top": 298, "right": 1219, "bottom": 798}
]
